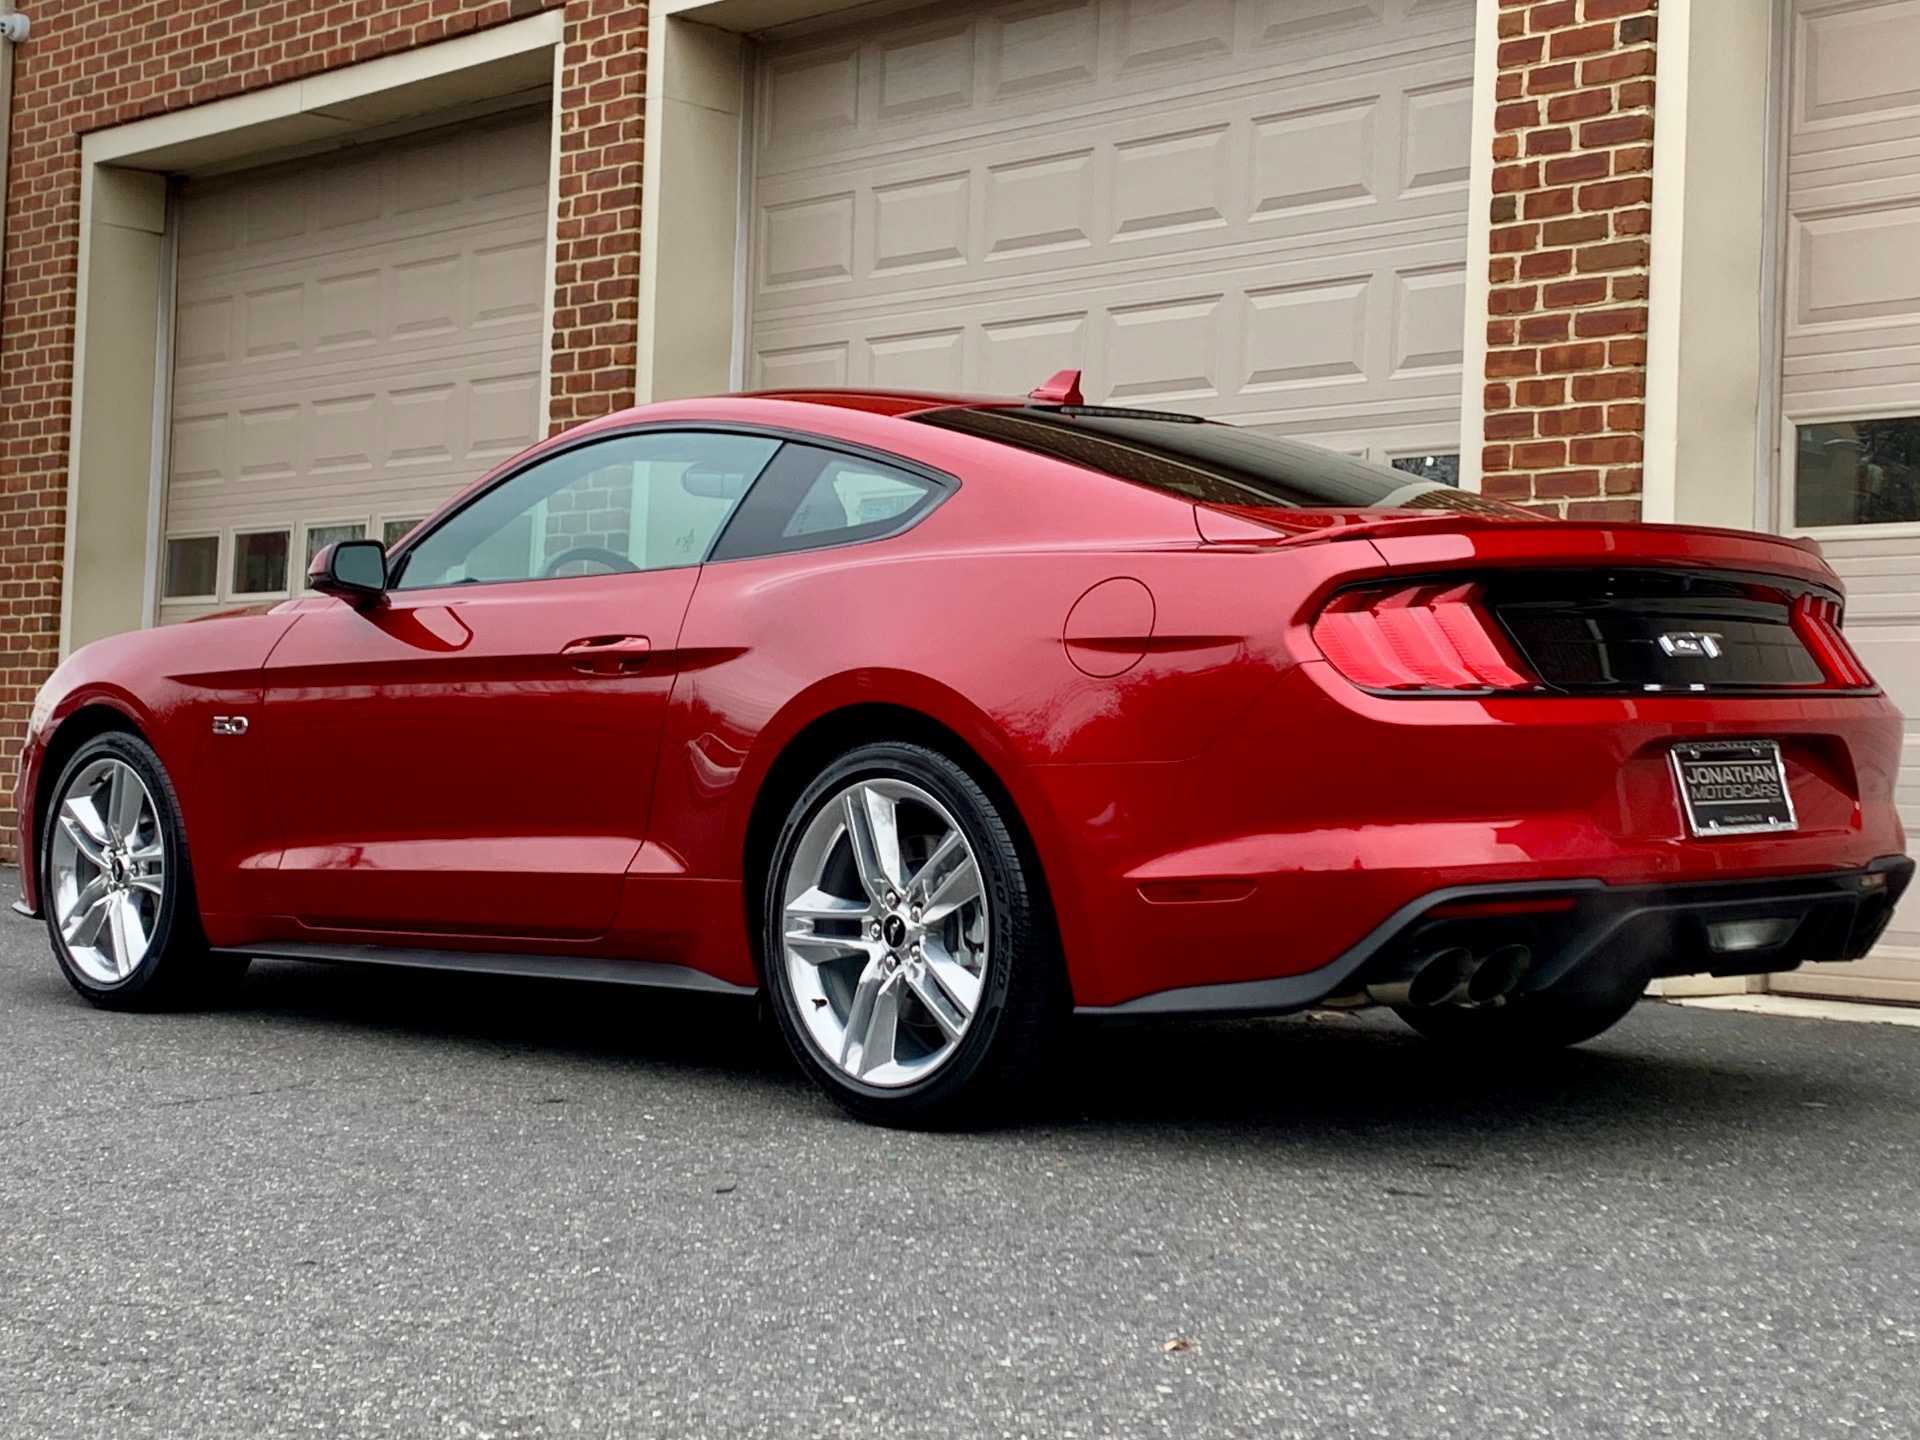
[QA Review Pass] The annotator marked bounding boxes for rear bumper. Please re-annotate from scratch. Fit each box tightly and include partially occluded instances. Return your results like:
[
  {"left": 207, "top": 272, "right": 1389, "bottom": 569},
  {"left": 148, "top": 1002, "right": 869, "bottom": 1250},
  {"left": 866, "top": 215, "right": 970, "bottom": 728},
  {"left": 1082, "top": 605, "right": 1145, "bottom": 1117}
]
[
  {"left": 1038, "top": 661, "right": 1908, "bottom": 1008},
  {"left": 1079, "top": 855, "right": 1915, "bottom": 1017}
]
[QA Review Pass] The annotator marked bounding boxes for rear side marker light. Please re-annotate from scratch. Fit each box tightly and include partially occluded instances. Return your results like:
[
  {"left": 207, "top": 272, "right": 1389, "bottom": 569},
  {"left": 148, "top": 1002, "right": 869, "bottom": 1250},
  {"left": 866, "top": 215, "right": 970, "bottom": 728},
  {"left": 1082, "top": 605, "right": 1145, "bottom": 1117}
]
[
  {"left": 1313, "top": 582, "right": 1536, "bottom": 693},
  {"left": 1790, "top": 594, "right": 1874, "bottom": 689},
  {"left": 1137, "top": 879, "right": 1257, "bottom": 905}
]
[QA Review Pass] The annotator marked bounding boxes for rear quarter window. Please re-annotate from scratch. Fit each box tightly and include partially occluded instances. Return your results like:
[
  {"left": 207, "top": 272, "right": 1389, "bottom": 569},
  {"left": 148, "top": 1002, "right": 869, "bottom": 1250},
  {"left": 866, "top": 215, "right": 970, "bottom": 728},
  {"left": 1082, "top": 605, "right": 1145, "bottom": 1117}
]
[{"left": 708, "top": 442, "right": 950, "bottom": 560}]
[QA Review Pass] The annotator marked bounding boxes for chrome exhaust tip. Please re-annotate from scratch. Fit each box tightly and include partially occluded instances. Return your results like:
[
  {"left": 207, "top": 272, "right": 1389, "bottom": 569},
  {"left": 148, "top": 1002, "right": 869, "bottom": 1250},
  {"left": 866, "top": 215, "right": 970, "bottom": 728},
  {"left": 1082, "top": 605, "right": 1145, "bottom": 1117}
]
[
  {"left": 1461, "top": 943, "right": 1532, "bottom": 1005},
  {"left": 1367, "top": 946, "right": 1476, "bottom": 1009}
]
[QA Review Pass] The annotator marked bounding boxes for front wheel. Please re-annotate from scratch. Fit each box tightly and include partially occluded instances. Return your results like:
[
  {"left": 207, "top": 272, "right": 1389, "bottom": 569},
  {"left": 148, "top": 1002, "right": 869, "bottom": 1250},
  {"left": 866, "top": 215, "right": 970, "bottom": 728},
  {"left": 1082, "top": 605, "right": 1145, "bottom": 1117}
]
[
  {"left": 40, "top": 731, "right": 246, "bottom": 1010},
  {"left": 761, "top": 742, "right": 1064, "bottom": 1128}
]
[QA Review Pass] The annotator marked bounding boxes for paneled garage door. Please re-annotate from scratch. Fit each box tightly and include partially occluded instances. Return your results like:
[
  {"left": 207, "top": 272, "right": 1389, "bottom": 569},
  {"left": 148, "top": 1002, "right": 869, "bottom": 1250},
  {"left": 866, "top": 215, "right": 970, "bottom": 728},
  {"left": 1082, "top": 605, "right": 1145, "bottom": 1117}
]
[
  {"left": 159, "top": 109, "right": 551, "bottom": 621},
  {"left": 1775, "top": 0, "right": 1920, "bottom": 1000},
  {"left": 747, "top": 0, "right": 1476, "bottom": 465}
]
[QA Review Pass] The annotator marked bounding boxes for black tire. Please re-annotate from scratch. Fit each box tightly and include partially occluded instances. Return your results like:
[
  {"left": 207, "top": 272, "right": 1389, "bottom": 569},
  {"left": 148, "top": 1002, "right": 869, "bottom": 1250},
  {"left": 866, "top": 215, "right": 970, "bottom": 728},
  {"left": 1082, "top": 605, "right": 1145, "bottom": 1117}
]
[
  {"left": 39, "top": 730, "right": 247, "bottom": 1011},
  {"left": 1394, "top": 970, "right": 1646, "bottom": 1053},
  {"left": 760, "top": 741, "right": 1065, "bottom": 1128}
]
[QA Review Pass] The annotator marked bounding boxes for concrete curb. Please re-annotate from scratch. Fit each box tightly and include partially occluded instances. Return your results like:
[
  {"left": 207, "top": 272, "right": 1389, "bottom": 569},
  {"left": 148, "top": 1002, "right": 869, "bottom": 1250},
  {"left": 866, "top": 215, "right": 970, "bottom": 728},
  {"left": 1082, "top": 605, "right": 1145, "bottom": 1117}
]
[{"left": 1666, "top": 993, "right": 1920, "bottom": 1029}]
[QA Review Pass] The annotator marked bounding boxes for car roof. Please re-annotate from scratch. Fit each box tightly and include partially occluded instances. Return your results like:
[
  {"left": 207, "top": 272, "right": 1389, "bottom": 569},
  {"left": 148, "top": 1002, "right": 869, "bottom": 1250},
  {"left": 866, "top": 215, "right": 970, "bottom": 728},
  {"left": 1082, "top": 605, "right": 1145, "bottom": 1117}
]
[
  {"left": 735, "top": 389, "right": 1013, "bottom": 416},
  {"left": 566, "top": 370, "right": 1092, "bottom": 434},
  {"left": 546, "top": 390, "right": 1022, "bottom": 451}
]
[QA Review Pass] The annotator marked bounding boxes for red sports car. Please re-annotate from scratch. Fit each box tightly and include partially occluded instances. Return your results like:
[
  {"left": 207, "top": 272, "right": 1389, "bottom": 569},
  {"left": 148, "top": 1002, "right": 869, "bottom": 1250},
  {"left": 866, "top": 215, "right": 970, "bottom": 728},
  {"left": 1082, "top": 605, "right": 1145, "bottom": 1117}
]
[{"left": 14, "top": 376, "right": 1913, "bottom": 1125}]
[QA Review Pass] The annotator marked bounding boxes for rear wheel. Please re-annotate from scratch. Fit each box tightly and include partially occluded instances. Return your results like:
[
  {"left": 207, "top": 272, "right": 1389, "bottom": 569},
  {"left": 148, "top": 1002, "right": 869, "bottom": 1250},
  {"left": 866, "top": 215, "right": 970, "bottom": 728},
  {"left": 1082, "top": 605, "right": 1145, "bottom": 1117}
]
[
  {"left": 761, "top": 742, "right": 1063, "bottom": 1128},
  {"left": 41, "top": 731, "right": 246, "bottom": 1010},
  {"left": 1395, "top": 972, "right": 1646, "bottom": 1052}
]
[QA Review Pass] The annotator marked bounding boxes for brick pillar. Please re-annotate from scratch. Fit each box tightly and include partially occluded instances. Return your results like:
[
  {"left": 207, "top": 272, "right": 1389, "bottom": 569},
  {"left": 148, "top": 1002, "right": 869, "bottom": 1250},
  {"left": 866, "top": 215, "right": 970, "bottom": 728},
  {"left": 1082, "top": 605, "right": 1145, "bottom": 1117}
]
[
  {"left": 1482, "top": 0, "right": 1656, "bottom": 520},
  {"left": 549, "top": 0, "right": 647, "bottom": 432}
]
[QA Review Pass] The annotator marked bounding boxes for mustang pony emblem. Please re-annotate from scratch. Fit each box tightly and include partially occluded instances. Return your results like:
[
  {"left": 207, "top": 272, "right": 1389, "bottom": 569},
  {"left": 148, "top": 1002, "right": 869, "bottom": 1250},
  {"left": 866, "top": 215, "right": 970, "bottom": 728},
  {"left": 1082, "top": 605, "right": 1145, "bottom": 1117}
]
[{"left": 1657, "top": 632, "right": 1724, "bottom": 659}]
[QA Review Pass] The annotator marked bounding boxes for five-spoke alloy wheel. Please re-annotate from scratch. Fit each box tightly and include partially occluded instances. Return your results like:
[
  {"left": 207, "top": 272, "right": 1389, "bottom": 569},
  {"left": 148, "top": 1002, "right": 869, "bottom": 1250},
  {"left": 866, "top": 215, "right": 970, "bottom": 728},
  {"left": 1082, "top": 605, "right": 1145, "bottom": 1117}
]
[
  {"left": 763, "top": 742, "right": 1063, "bottom": 1127},
  {"left": 781, "top": 776, "right": 989, "bottom": 1087},
  {"left": 41, "top": 731, "right": 242, "bottom": 1009},
  {"left": 49, "top": 755, "right": 168, "bottom": 984}
]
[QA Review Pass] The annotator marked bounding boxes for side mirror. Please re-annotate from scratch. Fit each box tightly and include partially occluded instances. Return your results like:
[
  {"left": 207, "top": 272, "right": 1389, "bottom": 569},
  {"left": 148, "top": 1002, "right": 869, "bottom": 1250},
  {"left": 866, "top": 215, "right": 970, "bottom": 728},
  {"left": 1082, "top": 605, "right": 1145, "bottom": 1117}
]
[{"left": 307, "top": 539, "right": 387, "bottom": 605}]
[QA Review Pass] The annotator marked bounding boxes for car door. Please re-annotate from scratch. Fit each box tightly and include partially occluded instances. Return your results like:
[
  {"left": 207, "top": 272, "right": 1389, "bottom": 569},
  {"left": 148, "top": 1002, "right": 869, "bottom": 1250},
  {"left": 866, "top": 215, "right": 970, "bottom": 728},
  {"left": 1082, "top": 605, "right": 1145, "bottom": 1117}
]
[{"left": 260, "top": 429, "right": 782, "bottom": 940}]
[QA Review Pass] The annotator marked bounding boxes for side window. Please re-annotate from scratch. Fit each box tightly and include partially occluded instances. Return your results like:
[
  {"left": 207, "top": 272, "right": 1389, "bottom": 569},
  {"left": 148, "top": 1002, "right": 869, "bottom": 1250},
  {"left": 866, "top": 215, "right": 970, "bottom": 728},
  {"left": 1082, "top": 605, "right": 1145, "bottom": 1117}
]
[
  {"left": 392, "top": 431, "right": 781, "bottom": 590},
  {"left": 709, "top": 443, "right": 946, "bottom": 561}
]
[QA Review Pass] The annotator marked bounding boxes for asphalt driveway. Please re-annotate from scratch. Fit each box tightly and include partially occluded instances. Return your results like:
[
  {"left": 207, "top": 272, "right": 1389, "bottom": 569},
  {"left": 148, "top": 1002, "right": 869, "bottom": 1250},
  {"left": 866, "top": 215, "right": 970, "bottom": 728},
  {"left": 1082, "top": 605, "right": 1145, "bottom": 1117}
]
[{"left": 4, "top": 874, "right": 1919, "bottom": 1438}]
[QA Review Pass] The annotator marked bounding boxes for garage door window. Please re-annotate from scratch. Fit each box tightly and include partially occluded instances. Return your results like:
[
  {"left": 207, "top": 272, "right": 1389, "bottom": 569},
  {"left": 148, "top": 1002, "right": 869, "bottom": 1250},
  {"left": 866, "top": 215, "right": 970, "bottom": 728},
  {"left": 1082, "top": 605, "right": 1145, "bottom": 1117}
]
[
  {"left": 1391, "top": 453, "right": 1461, "bottom": 487},
  {"left": 231, "top": 529, "right": 291, "bottom": 597},
  {"left": 382, "top": 517, "right": 425, "bottom": 551},
  {"left": 393, "top": 432, "right": 783, "bottom": 590},
  {"left": 163, "top": 535, "right": 220, "bottom": 601},
  {"left": 1796, "top": 419, "right": 1920, "bottom": 528},
  {"left": 303, "top": 522, "right": 368, "bottom": 572}
]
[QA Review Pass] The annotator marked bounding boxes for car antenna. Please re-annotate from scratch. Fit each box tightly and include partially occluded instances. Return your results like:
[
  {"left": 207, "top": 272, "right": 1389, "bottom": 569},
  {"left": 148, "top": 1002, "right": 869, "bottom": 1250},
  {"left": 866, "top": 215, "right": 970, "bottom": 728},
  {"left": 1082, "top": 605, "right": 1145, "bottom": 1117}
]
[{"left": 1028, "top": 369, "right": 1084, "bottom": 406}]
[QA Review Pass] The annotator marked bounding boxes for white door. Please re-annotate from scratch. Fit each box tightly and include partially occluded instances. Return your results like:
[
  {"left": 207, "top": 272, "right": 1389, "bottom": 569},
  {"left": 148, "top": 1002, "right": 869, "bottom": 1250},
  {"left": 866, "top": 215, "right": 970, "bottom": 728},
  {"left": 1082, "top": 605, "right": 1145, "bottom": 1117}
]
[
  {"left": 746, "top": 0, "right": 1475, "bottom": 475},
  {"left": 158, "top": 108, "right": 552, "bottom": 621},
  {"left": 1774, "top": 0, "right": 1920, "bottom": 1001}
]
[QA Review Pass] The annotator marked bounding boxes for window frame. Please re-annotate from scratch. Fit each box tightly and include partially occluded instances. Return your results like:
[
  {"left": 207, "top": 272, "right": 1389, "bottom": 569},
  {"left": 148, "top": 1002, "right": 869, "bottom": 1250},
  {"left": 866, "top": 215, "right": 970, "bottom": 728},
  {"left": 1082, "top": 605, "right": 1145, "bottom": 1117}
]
[
  {"left": 383, "top": 424, "right": 959, "bottom": 591},
  {"left": 159, "top": 531, "right": 222, "bottom": 603},
  {"left": 379, "top": 515, "right": 427, "bottom": 552},
  {"left": 1779, "top": 403, "right": 1920, "bottom": 542},
  {"left": 226, "top": 525, "right": 295, "bottom": 602}
]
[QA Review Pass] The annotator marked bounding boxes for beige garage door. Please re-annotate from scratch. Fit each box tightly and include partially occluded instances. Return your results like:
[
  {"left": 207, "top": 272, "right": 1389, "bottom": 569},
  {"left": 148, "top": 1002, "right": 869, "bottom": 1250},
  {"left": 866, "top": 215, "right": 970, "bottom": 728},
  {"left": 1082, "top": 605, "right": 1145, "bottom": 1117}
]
[
  {"left": 747, "top": 0, "right": 1475, "bottom": 468},
  {"left": 1774, "top": 0, "right": 1920, "bottom": 1001},
  {"left": 159, "top": 109, "right": 551, "bottom": 620}
]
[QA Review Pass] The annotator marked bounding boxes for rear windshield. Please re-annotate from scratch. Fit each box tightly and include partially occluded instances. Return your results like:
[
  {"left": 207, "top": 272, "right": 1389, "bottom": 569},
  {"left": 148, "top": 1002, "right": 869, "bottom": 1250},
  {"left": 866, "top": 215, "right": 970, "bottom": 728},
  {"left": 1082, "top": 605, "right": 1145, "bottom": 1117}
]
[{"left": 912, "top": 406, "right": 1528, "bottom": 516}]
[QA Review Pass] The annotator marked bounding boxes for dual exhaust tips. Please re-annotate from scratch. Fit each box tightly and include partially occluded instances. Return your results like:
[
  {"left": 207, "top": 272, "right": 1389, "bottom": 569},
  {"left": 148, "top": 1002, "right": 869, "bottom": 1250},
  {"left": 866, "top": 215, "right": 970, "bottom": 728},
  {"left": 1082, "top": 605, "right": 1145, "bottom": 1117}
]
[{"left": 1366, "top": 944, "right": 1532, "bottom": 1010}]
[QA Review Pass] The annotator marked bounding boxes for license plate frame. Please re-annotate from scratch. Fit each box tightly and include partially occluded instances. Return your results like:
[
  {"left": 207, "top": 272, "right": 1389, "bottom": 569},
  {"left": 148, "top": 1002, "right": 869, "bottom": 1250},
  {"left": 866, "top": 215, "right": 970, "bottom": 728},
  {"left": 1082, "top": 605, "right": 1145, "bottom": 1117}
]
[{"left": 1670, "top": 739, "right": 1798, "bottom": 838}]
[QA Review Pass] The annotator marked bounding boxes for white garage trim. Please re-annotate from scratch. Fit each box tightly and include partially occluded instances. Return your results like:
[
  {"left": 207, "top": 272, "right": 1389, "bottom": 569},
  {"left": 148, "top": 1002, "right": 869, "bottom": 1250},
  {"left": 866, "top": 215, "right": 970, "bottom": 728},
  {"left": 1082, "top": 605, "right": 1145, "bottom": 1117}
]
[
  {"left": 1456, "top": 0, "right": 1501, "bottom": 495},
  {"left": 81, "top": 13, "right": 563, "bottom": 171},
  {"left": 143, "top": 204, "right": 182, "bottom": 627},
  {"left": 61, "top": 11, "right": 566, "bottom": 655},
  {"left": 637, "top": 9, "right": 749, "bottom": 405},
  {"left": 1640, "top": 0, "right": 1780, "bottom": 530},
  {"left": 637, "top": 0, "right": 868, "bottom": 403}
]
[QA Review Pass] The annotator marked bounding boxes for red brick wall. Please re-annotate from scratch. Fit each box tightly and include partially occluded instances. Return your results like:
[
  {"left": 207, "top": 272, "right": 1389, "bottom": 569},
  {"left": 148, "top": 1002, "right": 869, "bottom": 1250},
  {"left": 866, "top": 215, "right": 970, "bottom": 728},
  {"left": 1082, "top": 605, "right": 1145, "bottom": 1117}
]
[
  {"left": 1481, "top": 0, "right": 1655, "bottom": 520},
  {"left": 548, "top": 0, "right": 645, "bottom": 433},
  {"left": 0, "top": 0, "right": 645, "bottom": 860}
]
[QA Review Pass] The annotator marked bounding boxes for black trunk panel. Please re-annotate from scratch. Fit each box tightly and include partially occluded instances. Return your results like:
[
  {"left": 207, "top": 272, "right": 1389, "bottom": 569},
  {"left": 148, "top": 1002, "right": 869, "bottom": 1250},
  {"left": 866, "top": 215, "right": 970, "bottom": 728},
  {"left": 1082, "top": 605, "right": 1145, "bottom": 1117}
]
[{"left": 1484, "top": 569, "right": 1831, "bottom": 694}]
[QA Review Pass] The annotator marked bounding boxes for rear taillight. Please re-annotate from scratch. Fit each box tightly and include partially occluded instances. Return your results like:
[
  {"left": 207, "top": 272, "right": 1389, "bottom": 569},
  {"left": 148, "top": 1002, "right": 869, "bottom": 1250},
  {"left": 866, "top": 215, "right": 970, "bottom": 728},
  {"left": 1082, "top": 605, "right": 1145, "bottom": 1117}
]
[
  {"left": 1791, "top": 593, "right": 1874, "bottom": 688},
  {"left": 1312, "top": 582, "right": 1536, "bottom": 693}
]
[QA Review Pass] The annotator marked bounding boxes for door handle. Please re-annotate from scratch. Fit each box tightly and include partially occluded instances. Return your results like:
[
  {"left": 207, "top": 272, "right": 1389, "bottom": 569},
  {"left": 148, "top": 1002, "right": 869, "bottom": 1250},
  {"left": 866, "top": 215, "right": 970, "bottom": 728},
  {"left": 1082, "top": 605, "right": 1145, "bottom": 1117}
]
[{"left": 561, "top": 635, "right": 653, "bottom": 675}]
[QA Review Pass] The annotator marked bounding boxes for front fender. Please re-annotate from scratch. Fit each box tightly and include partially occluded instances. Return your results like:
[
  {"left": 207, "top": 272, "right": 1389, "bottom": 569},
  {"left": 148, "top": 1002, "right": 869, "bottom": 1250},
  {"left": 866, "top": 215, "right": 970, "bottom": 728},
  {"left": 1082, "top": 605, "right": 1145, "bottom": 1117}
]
[{"left": 18, "top": 613, "right": 302, "bottom": 926}]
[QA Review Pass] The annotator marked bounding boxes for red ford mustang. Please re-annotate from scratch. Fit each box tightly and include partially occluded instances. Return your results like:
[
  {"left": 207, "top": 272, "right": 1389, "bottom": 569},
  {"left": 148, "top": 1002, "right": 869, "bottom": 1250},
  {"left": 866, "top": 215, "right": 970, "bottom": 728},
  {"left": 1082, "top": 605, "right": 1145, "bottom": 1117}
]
[{"left": 14, "top": 377, "right": 1913, "bottom": 1124}]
